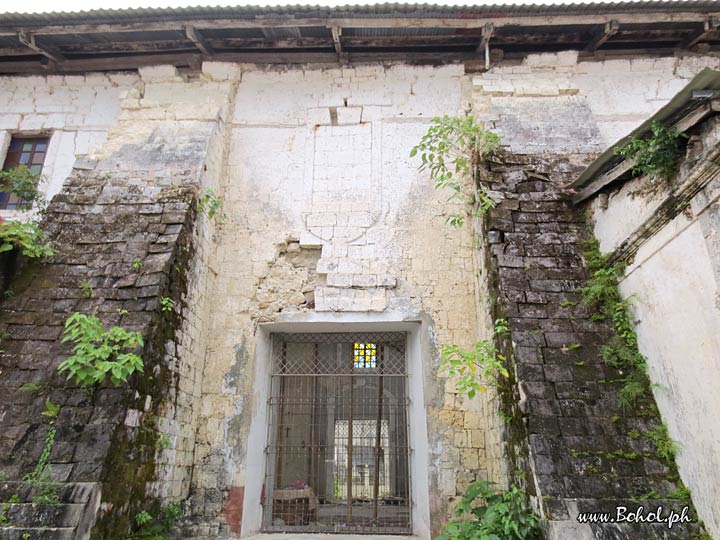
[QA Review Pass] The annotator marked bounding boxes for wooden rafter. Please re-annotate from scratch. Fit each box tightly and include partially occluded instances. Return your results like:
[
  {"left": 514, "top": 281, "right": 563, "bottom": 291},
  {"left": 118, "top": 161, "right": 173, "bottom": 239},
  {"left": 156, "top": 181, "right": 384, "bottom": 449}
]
[
  {"left": 682, "top": 16, "right": 720, "bottom": 48},
  {"left": 184, "top": 25, "right": 213, "bottom": 57},
  {"left": 476, "top": 23, "right": 494, "bottom": 70},
  {"left": 1, "top": 7, "right": 719, "bottom": 73},
  {"left": 328, "top": 24, "right": 346, "bottom": 63},
  {"left": 585, "top": 19, "right": 620, "bottom": 52},
  {"left": 475, "top": 22, "right": 493, "bottom": 52},
  {"left": 17, "top": 31, "right": 64, "bottom": 63}
]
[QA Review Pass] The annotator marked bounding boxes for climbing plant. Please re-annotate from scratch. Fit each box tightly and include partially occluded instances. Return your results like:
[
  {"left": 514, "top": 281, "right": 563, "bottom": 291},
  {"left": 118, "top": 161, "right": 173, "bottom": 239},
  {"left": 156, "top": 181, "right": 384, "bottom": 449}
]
[
  {"left": 615, "top": 120, "right": 686, "bottom": 180},
  {"left": 439, "top": 480, "right": 540, "bottom": 540},
  {"left": 58, "top": 312, "right": 144, "bottom": 387},
  {"left": 581, "top": 239, "right": 650, "bottom": 411},
  {"left": 22, "top": 400, "right": 60, "bottom": 504},
  {"left": 410, "top": 115, "right": 501, "bottom": 227}
]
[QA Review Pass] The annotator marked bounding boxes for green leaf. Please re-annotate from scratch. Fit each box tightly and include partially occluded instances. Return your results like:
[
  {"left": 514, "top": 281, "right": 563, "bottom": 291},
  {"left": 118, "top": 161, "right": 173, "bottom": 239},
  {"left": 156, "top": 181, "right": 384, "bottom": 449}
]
[
  {"left": 59, "top": 312, "right": 145, "bottom": 388},
  {"left": 41, "top": 400, "right": 60, "bottom": 418}
]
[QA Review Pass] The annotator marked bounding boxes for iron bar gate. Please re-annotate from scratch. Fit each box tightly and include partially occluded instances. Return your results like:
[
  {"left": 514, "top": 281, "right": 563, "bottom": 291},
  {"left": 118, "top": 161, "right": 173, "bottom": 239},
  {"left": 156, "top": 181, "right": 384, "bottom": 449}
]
[{"left": 262, "top": 332, "right": 411, "bottom": 534}]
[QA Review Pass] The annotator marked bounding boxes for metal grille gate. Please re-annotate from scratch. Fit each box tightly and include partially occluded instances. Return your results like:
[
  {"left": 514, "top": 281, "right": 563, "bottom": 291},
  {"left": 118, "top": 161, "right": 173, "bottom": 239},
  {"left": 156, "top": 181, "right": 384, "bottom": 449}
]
[{"left": 263, "top": 332, "right": 411, "bottom": 534}]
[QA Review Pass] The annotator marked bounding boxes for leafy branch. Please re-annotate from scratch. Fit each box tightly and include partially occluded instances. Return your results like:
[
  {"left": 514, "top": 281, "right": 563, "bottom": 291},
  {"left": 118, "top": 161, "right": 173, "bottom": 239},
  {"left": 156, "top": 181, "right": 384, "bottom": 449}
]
[
  {"left": 440, "top": 319, "right": 510, "bottom": 399},
  {"left": 0, "top": 165, "right": 47, "bottom": 212},
  {"left": 197, "top": 188, "right": 227, "bottom": 225},
  {"left": 411, "top": 115, "right": 501, "bottom": 227},
  {"left": 439, "top": 481, "right": 539, "bottom": 540},
  {"left": 0, "top": 221, "right": 54, "bottom": 259},
  {"left": 615, "top": 120, "right": 686, "bottom": 180},
  {"left": 58, "top": 312, "right": 144, "bottom": 387}
]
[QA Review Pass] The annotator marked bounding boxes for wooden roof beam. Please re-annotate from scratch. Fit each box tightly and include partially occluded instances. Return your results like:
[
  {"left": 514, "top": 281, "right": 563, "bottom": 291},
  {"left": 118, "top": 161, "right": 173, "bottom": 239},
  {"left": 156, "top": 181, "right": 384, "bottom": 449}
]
[
  {"left": 682, "top": 16, "right": 720, "bottom": 48},
  {"left": 17, "top": 30, "right": 64, "bottom": 63},
  {"left": 328, "top": 24, "right": 346, "bottom": 64},
  {"left": 586, "top": 19, "right": 620, "bottom": 52},
  {"left": 476, "top": 23, "right": 494, "bottom": 69},
  {"left": 185, "top": 25, "right": 213, "bottom": 57}
]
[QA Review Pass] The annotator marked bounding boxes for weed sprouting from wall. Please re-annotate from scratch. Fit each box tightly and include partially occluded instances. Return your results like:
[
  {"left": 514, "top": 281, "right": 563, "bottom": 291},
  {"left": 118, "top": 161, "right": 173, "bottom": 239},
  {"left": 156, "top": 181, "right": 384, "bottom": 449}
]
[
  {"left": 411, "top": 115, "right": 500, "bottom": 227},
  {"left": 22, "top": 400, "right": 61, "bottom": 504},
  {"left": 438, "top": 318, "right": 538, "bottom": 540},
  {"left": 615, "top": 120, "right": 686, "bottom": 180},
  {"left": 58, "top": 312, "right": 144, "bottom": 387},
  {"left": 581, "top": 238, "right": 680, "bottom": 465},
  {"left": 197, "top": 188, "right": 227, "bottom": 225},
  {"left": 439, "top": 319, "right": 510, "bottom": 399}
]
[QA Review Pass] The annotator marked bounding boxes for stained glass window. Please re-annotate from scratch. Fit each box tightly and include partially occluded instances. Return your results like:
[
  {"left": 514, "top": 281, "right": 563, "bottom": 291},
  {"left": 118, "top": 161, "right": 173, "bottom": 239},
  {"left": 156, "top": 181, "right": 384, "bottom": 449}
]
[{"left": 353, "top": 342, "right": 377, "bottom": 369}]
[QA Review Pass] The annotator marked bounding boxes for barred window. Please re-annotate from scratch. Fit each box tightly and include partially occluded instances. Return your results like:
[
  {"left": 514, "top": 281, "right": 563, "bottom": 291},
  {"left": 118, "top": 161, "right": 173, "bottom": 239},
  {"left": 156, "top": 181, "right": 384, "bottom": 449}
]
[{"left": 263, "top": 332, "right": 411, "bottom": 534}]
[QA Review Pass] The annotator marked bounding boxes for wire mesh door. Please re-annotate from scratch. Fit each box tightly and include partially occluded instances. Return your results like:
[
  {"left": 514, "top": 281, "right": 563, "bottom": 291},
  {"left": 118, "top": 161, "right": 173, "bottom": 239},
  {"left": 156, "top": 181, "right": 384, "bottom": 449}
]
[{"left": 263, "top": 332, "right": 411, "bottom": 534}]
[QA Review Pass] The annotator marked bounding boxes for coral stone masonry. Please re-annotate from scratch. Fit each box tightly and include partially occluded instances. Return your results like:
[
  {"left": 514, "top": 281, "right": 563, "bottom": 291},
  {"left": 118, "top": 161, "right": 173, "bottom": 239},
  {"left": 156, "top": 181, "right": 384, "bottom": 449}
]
[{"left": 0, "top": 4, "right": 720, "bottom": 540}]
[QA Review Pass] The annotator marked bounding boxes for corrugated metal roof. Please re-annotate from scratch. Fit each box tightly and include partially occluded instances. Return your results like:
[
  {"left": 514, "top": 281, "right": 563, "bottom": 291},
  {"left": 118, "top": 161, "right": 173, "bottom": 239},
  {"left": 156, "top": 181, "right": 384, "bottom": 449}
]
[
  {"left": 2, "top": 1, "right": 720, "bottom": 25},
  {"left": 570, "top": 68, "right": 720, "bottom": 195}
]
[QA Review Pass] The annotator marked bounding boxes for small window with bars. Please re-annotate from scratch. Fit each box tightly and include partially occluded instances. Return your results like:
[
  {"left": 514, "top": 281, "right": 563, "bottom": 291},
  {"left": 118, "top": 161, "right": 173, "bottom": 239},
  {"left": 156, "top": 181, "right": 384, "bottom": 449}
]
[{"left": 0, "top": 136, "right": 49, "bottom": 210}]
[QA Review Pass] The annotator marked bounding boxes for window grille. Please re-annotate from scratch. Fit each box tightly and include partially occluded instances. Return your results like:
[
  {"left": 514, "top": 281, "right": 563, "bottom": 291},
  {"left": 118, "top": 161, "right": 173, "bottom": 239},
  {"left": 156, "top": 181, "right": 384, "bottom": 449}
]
[{"left": 263, "top": 332, "right": 411, "bottom": 534}]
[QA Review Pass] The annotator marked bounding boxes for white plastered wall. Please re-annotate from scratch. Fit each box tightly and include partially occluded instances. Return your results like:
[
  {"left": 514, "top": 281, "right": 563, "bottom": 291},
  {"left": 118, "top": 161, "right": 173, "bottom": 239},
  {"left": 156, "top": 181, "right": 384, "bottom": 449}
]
[
  {"left": 193, "top": 63, "right": 498, "bottom": 539},
  {"left": 0, "top": 72, "right": 138, "bottom": 219},
  {"left": 472, "top": 52, "right": 720, "bottom": 153},
  {"left": 590, "top": 172, "right": 720, "bottom": 538}
]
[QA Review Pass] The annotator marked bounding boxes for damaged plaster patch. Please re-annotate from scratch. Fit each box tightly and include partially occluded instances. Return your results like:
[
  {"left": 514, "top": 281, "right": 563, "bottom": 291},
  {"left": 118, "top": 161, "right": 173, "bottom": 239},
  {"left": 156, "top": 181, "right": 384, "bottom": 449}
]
[
  {"left": 251, "top": 237, "right": 323, "bottom": 320},
  {"left": 224, "top": 396, "right": 246, "bottom": 460},
  {"left": 225, "top": 336, "right": 250, "bottom": 394}
]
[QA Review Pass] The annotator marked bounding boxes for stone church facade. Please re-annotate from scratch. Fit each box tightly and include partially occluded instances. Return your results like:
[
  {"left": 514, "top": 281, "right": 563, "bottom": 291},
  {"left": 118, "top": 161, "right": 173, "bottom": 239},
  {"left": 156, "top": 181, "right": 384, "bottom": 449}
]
[{"left": 0, "top": 3, "right": 719, "bottom": 540}]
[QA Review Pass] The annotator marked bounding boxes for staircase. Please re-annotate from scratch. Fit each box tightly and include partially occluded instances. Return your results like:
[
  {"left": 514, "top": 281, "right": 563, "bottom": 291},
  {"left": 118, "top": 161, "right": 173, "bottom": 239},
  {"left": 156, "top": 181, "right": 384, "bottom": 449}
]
[
  {"left": 484, "top": 154, "right": 709, "bottom": 539},
  {"left": 0, "top": 482, "right": 100, "bottom": 540}
]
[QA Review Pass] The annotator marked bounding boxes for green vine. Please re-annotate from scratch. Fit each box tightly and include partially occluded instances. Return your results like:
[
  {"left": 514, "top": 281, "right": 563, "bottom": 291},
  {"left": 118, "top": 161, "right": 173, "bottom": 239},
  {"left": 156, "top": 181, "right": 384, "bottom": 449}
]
[
  {"left": 58, "top": 312, "right": 144, "bottom": 387},
  {"left": 159, "top": 296, "right": 175, "bottom": 313},
  {"left": 647, "top": 422, "right": 677, "bottom": 463},
  {"left": 581, "top": 239, "right": 679, "bottom": 466},
  {"left": 411, "top": 115, "right": 501, "bottom": 227},
  {"left": 581, "top": 239, "right": 650, "bottom": 411},
  {"left": 440, "top": 319, "right": 510, "bottom": 399},
  {"left": 439, "top": 481, "right": 540, "bottom": 540},
  {"left": 22, "top": 400, "right": 60, "bottom": 504},
  {"left": 615, "top": 120, "right": 686, "bottom": 180}
]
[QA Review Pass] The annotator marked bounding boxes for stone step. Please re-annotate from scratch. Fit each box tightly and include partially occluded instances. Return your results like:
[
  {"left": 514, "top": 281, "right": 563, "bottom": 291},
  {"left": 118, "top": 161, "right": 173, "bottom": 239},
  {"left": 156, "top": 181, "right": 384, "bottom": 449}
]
[
  {"left": 0, "top": 527, "right": 75, "bottom": 540},
  {"left": 0, "top": 482, "right": 96, "bottom": 505},
  {"left": 2, "top": 503, "right": 85, "bottom": 528}
]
